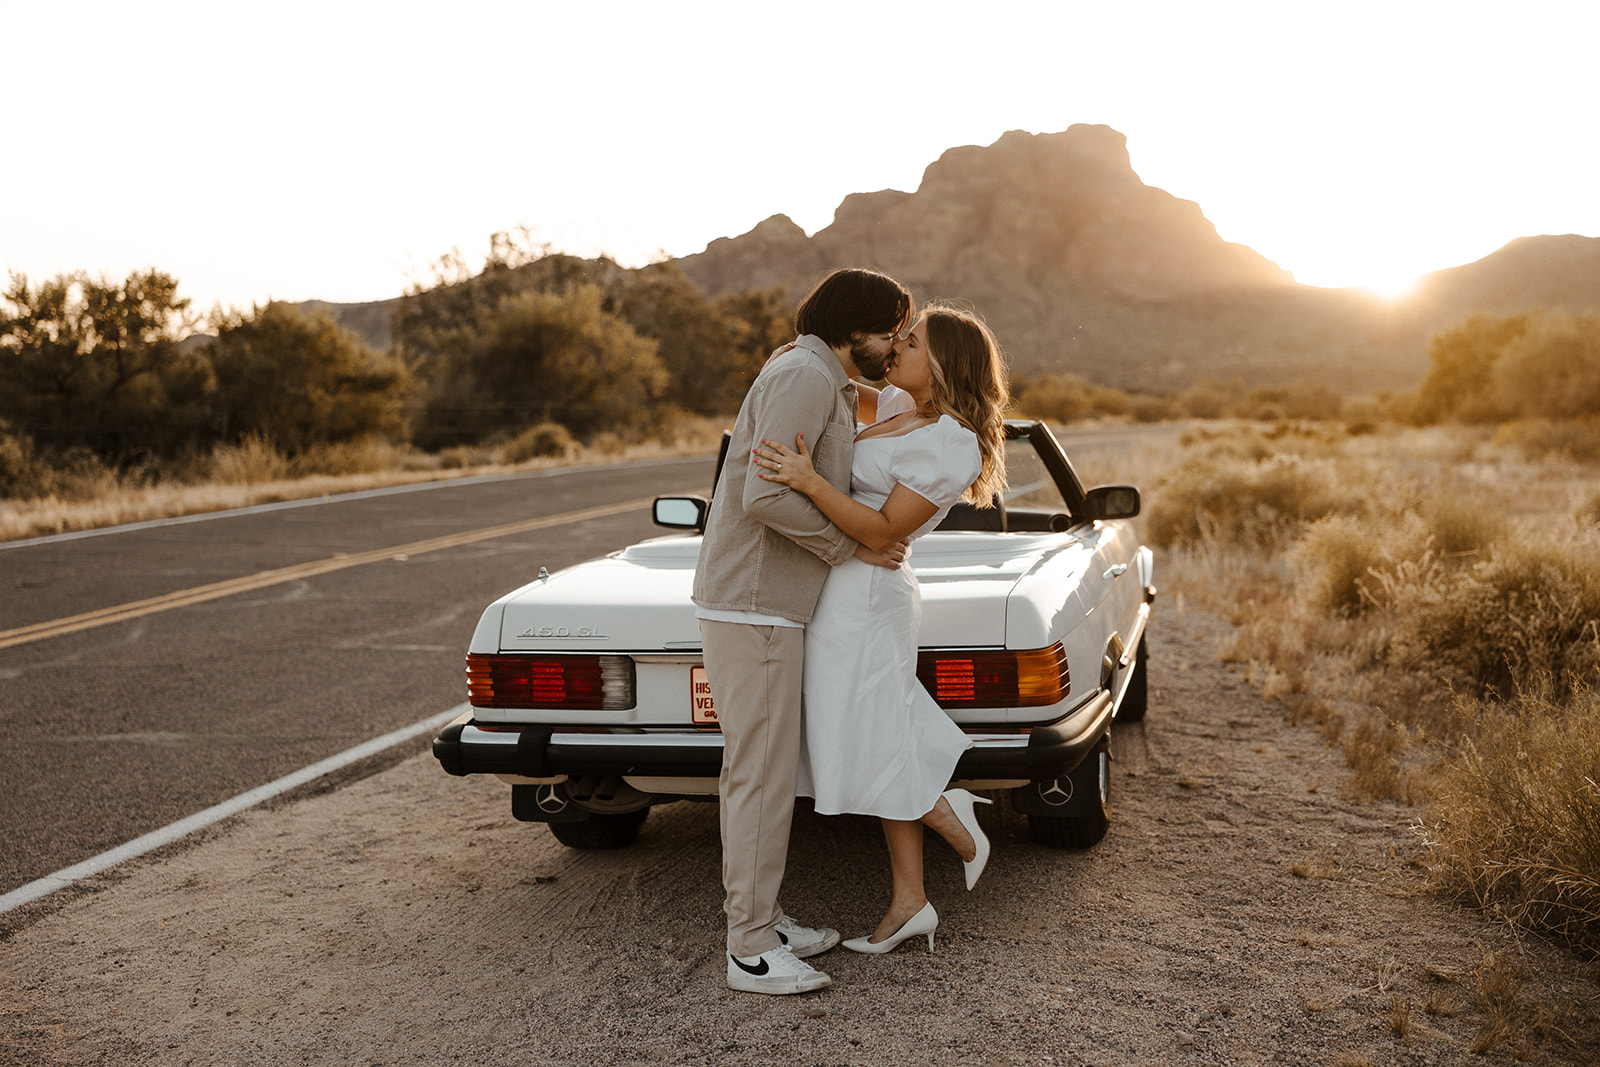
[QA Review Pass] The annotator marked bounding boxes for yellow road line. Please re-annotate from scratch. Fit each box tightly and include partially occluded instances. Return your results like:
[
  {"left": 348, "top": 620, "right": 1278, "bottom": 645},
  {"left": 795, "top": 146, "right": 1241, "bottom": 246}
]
[{"left": 0, "top": 497, "right": 657, "bottom": 651}]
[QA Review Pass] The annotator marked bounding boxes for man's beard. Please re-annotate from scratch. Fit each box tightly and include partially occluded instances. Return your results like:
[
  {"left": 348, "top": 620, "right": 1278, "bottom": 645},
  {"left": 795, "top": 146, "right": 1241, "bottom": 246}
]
[{"left": 849, "top": 339, "right": 890, "bottom": 380}]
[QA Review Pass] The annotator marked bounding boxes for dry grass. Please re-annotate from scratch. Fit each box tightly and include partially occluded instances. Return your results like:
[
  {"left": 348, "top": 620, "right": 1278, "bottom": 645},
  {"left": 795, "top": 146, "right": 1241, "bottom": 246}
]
[
  {"left": 1469, "top": 954, "right": 1530, "bottom": 1055},
  {"left": 1423, "top": 688, "right": 1600, "bottom": 959},
  {"left": 1341, "top": 712, "right": 1417, "bottom": 804},
  {"left": 1153, "top": 420, "right": 1600, "bottom": 958},
  {"left": 1289, "top": 856, "right": 1336, "bottom": 879},
  {"left": 0, "top": 421, "right": 728, "bottom": 543},
  {"left": 1389, "top": 994, "right": 1413, "bottom": 1038},
  {"left": 1422, "top": 992, "right": 1460, "bottom": 1017},
  {"left": 501, "top": 422, "right": 576, "bottom": 463}
]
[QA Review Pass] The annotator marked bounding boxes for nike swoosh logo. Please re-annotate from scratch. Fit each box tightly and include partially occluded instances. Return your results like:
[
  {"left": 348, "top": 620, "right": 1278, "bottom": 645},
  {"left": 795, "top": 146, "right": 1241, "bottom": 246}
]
[
  {"left": 777, "top": 930, "right": 789, "bottom": 945},
  {"left": 729, "top": 953, "right": 770, "bottom": 976}
]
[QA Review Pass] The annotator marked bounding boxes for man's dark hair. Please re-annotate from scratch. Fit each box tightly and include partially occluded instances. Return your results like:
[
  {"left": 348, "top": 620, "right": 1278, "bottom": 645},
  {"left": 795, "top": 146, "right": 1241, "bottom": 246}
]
[{"left": 793, "top": 268, "right": 914, "bottom": 348}]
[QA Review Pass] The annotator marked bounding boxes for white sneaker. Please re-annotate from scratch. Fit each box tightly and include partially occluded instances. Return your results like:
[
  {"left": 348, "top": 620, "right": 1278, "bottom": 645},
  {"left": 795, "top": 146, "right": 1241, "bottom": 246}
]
[
  {"left": 726, "top": 944, "right": 832, "bottom": 995},
  {"left": 775, "top": 914, "right": 840, "bottom": 959}
]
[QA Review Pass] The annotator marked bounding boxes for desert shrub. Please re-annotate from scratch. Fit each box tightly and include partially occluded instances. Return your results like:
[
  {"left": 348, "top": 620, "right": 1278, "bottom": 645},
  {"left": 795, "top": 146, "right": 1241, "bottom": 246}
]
[
  {"left": 208, "top": 433, "right": 291, "bottom": 485},
  {"left": 1578, "top": 491, "right": 1600, "bottom": 528},
  {"left": 1174, "top": 380, "right": 1240, "bottom": 419},
  {"left": 1181, "top": 421, "right": 1349, "bottom": 462},
  {"left": 1012, "top": 373, "right": 1093, "bottom": 422},
  {"left": 1340, "top": 393, "right": 1386, "bottom": 423},
  {"left": 1128, "top": 394, "right": 1180, "bottom": 423},
  {"left": 503, "top": 422, "right": 576, "bottom": 463},
  {"left": 1382, "top": 538, "right": 1600, "bottom": 699},
  {"left": 1492, "top": 417, "right": 1600, "bottom": 462},
  {"left": 1342, "top": 710, "right": 1415, "bottom": 803},
  {"left": 1493, "top": 312, "right": 1600, "bottom": 422},
  {"left": 1146, "top": 452, "right": 1369, "bottom": 549},
  {"left": 1425, "top": 687, "right": 1600, "bottom": 958},
  {"left": 0, "top": 442, "right": 121, "bottom": 503},
  {"left": 1176, "top": 426, "right": 1273, "bottom": 462},
  {"left": 1011, "top": 372, "right": 1133, "bottom": 423},
  {"left": 1415, "top": 487, "right": 1509, "bottom": 557},
  {"left": 1291, "top": 512, "right": 1428, "bottom": 617},
  {"left": 1239, "top": 382, "right": 1345, "bottom": 422},
  {"left": 0, "top": 426, "right": 41, "bottom": 498},
  {"left": 290, "top": 438, "right": 405, "bottom": 477},
  {"left": 1412, "top": 313, "right": 1535, "bottom": 425},
  {"left": 588, "top": 431, "right": 626, "bottom": 456},
  {"left": 1413, "top": 311, "right": 1600, "bottom": 428}
]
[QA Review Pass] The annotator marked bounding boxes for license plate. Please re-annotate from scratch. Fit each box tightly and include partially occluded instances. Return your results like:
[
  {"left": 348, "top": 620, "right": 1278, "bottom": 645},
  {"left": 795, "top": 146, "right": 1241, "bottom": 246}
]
[{"left": 690, "top": 665, "right": 719, "bottom": 726}]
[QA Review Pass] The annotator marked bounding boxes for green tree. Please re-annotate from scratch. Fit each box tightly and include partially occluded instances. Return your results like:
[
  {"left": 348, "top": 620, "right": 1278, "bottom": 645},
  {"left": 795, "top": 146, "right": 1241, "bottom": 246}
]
[
  {"left": 207, "top": 302, "right": 409, "bottom": 452},
  {"left": 397, "top": 244, "right": 798, "bottom": 429},
  {"left": 395, "top": 251, "right": 626, "bottom": 383},
  {"left": 709, "top": 285, "right": 794, "bottom": 410},
  {"left": 608, "top": 263, "right": 788, "bottom": 415},
  {"left": 418, "top": 283, "right": 668, "bottom": 444},
  {"left": 0, "top": 269, "right": 211, "bottom": 458}
]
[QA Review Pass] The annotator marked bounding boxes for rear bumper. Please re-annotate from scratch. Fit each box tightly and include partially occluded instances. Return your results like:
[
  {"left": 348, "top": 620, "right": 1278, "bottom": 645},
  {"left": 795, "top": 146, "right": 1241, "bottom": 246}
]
[{"left": 432, "top": 688, "right": 1113, "bottom": 788}]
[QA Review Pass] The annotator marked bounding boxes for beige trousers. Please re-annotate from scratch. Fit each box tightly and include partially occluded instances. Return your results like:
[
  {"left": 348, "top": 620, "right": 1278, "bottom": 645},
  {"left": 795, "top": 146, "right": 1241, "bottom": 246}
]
[{"left": 699, "top": 620, "right": 805, "bottom": 958}]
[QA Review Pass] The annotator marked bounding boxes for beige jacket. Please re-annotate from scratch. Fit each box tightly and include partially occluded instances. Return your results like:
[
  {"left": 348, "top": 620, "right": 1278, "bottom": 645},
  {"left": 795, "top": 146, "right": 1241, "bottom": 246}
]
[{"left": 691, "top": 336, "right": 859, "bottom": 623}]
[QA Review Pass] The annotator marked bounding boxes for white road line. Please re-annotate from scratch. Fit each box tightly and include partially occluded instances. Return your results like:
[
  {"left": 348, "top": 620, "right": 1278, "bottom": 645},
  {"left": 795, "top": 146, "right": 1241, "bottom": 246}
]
[{"left": 0, "top": 704, "right": 469, "bottom": 915}]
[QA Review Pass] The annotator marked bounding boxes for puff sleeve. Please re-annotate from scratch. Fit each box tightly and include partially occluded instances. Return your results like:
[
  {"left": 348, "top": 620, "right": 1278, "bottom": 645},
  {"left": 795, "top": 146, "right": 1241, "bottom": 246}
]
[
  {"left": 873, "top": 383, "right": 918, "bottom": 423},
  {"left": 893, "top": 417, "right": 982, "bottom": 508}
]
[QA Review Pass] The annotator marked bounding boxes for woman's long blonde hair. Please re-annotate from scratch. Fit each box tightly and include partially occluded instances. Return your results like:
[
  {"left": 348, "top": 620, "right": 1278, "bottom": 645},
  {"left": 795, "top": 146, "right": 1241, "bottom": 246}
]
[{"left": 919, "top": 302, "right": 1009, "bottom": 507}]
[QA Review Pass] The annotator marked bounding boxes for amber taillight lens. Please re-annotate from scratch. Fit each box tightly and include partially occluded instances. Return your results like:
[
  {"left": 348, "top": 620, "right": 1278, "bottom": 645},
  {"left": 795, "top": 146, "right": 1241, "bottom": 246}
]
[
  {"left": 915, "top": 644, "right": 1069, "bottom": 708},
  {"left": 466, "top": 654, "right": 635, "bottom": 709}
]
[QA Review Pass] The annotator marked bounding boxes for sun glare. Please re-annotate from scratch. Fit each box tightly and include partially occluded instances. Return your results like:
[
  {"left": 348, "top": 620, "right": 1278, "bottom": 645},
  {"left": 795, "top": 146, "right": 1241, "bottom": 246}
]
[{"left": 1363, "top": 273, "right": 1422, "bottom": 301}]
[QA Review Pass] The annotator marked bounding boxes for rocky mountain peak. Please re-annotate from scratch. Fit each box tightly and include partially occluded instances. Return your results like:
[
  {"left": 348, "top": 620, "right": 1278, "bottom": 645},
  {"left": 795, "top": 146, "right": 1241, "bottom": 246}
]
[{"left": 681, "top": 125, "right": 1291, "bottom": 315}]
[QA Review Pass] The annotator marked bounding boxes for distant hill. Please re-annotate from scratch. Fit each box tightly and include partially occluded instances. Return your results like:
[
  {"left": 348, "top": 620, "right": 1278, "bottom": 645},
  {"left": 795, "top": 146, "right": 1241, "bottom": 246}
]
[
  {"left": 1410, "top": 234, "right": 1600, "bottom": 323},
  {"left": 314, "top": 125, "right": 1600, "bottom": 395},
  {"left": 298, "top": 297, "right": 401, "bottom": 353}
]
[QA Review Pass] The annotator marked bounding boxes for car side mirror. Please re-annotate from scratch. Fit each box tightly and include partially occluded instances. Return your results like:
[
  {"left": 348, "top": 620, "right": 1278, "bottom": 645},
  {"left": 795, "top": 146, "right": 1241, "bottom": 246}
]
[
  {"left": 654, "top": 496, "right": 710, "bottom": 532},
  {"left": 1084, "top": 485, "right": 1140, "bottom": 522}
]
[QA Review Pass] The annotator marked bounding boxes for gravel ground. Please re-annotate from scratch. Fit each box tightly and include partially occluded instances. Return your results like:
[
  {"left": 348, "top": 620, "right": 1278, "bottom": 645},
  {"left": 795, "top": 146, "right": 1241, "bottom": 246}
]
[{"left": 3, "top": 604, "right": 1597, "bottom": 1066}]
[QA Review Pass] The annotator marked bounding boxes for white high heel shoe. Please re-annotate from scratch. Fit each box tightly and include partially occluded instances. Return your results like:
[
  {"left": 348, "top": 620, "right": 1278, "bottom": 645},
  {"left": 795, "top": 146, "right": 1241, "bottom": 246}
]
[
  {"left": 842, "top": 901, "right": 938, "bottom": 954},
  {"left": 942, "top": 788, "right": 992, "bottom": 890}
]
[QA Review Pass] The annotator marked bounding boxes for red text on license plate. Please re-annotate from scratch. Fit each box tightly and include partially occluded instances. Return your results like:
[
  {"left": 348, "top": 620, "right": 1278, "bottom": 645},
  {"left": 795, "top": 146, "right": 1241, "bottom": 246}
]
[{"left": 690, "top": 665, "right": 718, "bottom": 725}]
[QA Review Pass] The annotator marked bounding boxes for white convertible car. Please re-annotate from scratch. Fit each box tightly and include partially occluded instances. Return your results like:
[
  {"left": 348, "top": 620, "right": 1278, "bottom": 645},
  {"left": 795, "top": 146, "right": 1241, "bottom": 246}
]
[{"left": 434, "top": 420, "right": 1154, "bottom": 850}]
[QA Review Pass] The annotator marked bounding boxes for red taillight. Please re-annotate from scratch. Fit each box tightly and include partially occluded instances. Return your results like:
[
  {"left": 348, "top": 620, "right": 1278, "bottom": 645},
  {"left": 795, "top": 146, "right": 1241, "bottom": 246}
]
[
  {"left": 466, "top": 654, "right": 635, "bottom": 709},
  {"left": 916, "top": 644, "right": 1069, "bottom": 708}
]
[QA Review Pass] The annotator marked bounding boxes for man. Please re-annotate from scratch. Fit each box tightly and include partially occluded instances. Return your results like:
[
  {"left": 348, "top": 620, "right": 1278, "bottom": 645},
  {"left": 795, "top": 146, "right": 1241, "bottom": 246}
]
[{"left": 692, "top": 267, "right": 914, "bottom": 994}]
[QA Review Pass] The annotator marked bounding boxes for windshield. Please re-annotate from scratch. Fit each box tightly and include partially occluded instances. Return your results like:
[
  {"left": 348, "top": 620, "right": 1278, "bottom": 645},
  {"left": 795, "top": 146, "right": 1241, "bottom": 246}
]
[{"left": 1002, "top": 435, "right": 1069, "bottom": 512}]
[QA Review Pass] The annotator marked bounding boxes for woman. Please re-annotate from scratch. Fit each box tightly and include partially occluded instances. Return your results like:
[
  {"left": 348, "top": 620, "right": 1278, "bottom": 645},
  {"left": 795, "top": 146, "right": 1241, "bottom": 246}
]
[{"left": 752, "top": 301, "right": 1009, "bottom": 953}]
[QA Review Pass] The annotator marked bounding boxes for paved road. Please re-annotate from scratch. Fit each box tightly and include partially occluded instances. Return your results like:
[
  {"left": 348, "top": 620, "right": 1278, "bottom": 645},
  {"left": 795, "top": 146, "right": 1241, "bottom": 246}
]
[
  {"left": 0, "top": 457, "right": 714, "bottom": 895},
  {"left": 0, "top": 422, "right": 1179, "bottom": 898}
]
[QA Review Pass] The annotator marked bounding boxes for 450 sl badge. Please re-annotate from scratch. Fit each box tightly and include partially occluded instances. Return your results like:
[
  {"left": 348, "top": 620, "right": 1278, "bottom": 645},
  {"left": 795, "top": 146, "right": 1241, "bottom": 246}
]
[{"left": 516, "top": 624, "right": 607, "bottom": 639}]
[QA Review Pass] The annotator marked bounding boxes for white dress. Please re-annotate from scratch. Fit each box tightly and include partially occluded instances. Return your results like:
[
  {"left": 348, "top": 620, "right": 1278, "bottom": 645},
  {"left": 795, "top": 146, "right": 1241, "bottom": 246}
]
[{"left": 796, "top": 405, "right": 983, "bottom": 821}]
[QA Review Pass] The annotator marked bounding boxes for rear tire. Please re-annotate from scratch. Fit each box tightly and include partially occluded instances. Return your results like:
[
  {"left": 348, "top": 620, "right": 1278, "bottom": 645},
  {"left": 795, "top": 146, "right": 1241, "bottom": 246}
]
[
  {"left": 1026, "top": 744, "right": 1110, "bottom": 848},
  {"left": 547, "top": 808, "right": 649, "bottom": 849},
  {"left": 1116, "top": 638, "right": 1148, "bottom": 723}
]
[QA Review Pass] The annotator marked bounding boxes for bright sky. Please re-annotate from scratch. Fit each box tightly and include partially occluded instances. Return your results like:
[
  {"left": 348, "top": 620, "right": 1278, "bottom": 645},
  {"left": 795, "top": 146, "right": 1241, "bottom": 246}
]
[{"left": 4, "top": 0, "right": 1597, "bottom": 313}]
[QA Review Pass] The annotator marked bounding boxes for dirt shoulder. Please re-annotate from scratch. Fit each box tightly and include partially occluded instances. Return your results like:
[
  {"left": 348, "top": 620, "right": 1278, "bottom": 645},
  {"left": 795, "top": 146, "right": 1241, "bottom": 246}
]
[{"left": 3, "top": 604, "right": 1597, "bottom": 1066}]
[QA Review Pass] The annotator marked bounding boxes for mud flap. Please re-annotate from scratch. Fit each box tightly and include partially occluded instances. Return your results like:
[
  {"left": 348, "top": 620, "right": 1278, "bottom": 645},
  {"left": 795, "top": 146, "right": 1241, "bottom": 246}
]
[
  {"left": 511, "top": 782, "right": 589, "bottom": 823},
  {"left": 1011, "top": 738, "right": 1111, "bottom": 819}
]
